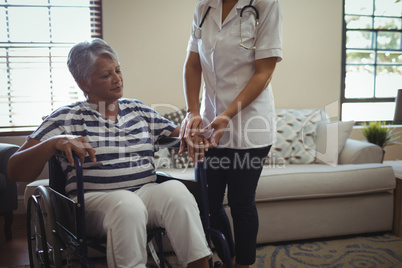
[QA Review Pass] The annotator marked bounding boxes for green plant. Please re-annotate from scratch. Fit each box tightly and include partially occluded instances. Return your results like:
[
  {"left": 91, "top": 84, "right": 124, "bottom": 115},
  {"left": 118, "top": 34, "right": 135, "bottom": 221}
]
[{"left": 362, "top": 121, "right": 400, "bottom": 149}]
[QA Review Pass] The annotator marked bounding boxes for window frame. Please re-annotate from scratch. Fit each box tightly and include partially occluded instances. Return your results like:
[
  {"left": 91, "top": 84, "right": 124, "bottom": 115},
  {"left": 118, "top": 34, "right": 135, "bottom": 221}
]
[
  {"left": 0, "top": 0, "right": 102, "bottom": 133},
  {"left": 341, "top": 0, "right": 402, "bottom": 124}
]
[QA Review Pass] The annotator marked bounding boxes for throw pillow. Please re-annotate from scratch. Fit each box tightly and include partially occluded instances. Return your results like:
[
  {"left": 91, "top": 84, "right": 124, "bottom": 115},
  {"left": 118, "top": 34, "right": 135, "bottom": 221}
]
[
  {"left": 267, "top": 109, "right": 323, "bottom": 165},
  {"left": 314, "top": 120, "right": 355, "bottom": 166}
]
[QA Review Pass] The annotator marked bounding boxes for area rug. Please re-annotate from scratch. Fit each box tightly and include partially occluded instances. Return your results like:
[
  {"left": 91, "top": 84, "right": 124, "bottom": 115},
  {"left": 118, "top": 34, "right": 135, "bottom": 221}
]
[
  {"left": 251, "top": 233, "right": 402, "bottom": 268},
  {"left": 4, "top": 233, "right": 402, "bottom": 268}
]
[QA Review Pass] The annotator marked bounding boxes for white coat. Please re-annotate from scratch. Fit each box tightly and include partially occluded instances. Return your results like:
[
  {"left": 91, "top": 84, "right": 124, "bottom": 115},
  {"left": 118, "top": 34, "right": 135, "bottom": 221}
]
[{"left": 187, "top": 0, "right": 283, "bottom": 149}]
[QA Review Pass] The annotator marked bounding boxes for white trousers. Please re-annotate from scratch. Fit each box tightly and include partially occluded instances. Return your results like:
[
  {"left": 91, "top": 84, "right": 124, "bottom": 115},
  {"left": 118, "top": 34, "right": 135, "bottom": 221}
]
[{"left": 81, "top": 180, "right": 211, "bottom": 268}]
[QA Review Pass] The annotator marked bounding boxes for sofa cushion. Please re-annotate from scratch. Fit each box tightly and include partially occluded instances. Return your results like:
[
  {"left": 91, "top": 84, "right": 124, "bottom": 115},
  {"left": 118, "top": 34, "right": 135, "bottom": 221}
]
[
  {"left": 157, "top": 163, "right": 395, "bottom": 205},
  {"left": 269, "top": 109, "right": 324, "bottom": 165},
  {"left": 257, "top": 163, "right": 395, "bottom": 202},
  {"left": 314, "top": 120, "right": 355, "bottom": 166}
]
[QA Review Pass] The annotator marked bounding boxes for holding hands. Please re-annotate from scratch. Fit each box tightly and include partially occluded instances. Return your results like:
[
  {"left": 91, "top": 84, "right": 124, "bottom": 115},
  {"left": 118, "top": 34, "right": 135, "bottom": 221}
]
[{"left": 179, "top": 111, "right": 230, "bottom": 163}]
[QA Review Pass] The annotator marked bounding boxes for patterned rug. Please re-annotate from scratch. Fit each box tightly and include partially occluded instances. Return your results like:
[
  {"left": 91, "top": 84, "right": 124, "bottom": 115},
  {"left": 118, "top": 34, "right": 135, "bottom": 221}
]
[
  {"left": 250, "top": 233, "right": 402, "bottom": 268},
  {"left": 4, "top": 233, "right": 402, "bottom": 268}
]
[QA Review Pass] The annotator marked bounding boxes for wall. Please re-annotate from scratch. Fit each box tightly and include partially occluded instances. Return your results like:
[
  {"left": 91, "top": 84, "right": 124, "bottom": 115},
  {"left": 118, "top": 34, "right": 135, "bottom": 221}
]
[
  {"left": 102, "top": 0, "right": 198, "bottom": 114},
  {"left": 102, "top": 0, "right": 343, "bottom": 112}
]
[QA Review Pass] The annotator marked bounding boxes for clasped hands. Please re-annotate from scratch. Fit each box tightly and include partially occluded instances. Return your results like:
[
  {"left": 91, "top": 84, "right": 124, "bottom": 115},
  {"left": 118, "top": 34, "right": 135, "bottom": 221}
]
[{"left": 179, "top": 112, "right": 230, "bottom": 163}]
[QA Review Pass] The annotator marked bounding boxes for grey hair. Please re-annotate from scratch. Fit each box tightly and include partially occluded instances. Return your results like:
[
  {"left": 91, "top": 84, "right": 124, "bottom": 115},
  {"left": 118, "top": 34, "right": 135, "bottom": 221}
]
[{"left": 67, "top": 38, "right": 119, "bottom": 95}]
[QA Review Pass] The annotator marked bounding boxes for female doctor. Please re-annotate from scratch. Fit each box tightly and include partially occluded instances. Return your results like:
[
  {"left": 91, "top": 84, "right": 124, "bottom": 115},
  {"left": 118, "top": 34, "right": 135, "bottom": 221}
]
[{"left": 180, "top": 0, "right": 283, "bottom": 267}]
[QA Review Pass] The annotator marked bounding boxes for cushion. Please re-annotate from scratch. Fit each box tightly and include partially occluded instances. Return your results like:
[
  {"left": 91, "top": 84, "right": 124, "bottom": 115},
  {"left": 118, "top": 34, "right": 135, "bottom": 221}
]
[
  {"left": 159, "top": 163, "right": 396, "bottom": 203},
  {"left": 268, "top": 109, "right": 324, "bottom": 165},
  {"left": 315, "top": 121, "right": 355, "bottom": 166},
  {"left": 256, "top": 163, "right": 395, "bottom": 202}
]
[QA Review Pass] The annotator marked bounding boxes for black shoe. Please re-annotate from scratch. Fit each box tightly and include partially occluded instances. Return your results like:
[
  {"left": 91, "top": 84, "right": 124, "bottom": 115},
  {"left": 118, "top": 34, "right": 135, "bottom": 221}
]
[{"left": 214, "top": 261, "right": 223, "bottom": 268}]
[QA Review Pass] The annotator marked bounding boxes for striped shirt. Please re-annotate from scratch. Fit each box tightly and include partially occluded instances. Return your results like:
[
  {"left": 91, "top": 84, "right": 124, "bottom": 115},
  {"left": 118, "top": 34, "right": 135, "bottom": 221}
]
[{"left": 30, "top": 99, "right": 176, "bottom": 196}]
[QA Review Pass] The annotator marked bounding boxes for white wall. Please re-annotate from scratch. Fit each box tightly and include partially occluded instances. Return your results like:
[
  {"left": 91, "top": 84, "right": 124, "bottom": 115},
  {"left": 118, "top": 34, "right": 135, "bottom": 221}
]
[
  {"left": 102, "top": 0, "right": 343, "bottom": 112},
  {"left": 102, "top": 0, "right": 198, "bottom": 114}
]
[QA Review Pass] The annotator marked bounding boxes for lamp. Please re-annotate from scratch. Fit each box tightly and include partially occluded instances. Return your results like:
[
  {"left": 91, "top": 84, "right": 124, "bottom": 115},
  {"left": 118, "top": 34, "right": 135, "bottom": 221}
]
[{"left": 395, "top": 89, "right": 402, "bottom": 124}]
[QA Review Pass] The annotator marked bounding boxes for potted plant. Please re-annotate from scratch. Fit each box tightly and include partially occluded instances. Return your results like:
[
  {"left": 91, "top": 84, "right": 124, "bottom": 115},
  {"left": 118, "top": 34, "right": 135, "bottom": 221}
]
[{"left": 362, "top": 121, "right": 400, "bottom": 162}]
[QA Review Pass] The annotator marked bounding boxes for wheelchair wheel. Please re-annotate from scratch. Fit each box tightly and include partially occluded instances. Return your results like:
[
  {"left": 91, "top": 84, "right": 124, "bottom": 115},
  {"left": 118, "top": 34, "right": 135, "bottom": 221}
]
[{"left": 27, "top": 186, "right": 62, "bottom": 268}]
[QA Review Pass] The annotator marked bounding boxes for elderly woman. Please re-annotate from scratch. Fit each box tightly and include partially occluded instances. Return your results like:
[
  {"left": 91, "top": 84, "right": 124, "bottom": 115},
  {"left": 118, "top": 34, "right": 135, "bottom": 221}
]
[{"left": 8, "top": 38, "right": 211, "bottom": 268}]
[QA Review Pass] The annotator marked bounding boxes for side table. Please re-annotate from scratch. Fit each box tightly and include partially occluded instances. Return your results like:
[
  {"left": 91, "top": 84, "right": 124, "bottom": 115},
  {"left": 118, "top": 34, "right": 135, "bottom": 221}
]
[{"left": 383, "top": 160, "right": 402, "bottom": 236}]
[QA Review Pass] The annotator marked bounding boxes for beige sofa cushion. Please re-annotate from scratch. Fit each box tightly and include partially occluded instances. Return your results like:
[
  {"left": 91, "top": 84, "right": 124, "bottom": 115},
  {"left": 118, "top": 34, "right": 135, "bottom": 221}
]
[
  {"left": 158, "top": 163, "right": 395, "bottom": 204},
  {"left": 257, "top": 163, "right": 395, "bottom": 202},
  {"left": 314, "top": 120, "right": 355, "bottom": 165}
]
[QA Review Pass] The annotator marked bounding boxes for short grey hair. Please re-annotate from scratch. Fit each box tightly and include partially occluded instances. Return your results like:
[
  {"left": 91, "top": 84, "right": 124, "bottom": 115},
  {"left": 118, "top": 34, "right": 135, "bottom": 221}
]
[{"left": 67, "top": 38, "right": 119, "bottom": 94}]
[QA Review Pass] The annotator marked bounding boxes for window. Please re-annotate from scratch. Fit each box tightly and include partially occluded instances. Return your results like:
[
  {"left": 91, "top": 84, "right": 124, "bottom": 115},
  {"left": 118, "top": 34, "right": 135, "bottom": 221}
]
[
  {"left": 0, "top": 0, "right": 102, "bottom": 129},
  {"left": 342, "top": 0, "right": 402, "bottom": 122}
]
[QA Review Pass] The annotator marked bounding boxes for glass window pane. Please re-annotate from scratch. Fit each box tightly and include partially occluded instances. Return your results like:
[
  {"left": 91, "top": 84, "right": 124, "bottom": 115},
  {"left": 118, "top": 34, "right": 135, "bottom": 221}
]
[
  {"left": 9, "top": 62, "right": 51, "bottom": 102},
  {"left": 0, "top": 62, "right": 7, "bottom": 96},
  {"left": 50, "top": 0, "right": 89, "bottom": 7},
  {"left": 374, "top": 17, "right": 401, "bottom": 30},
  {"left": 346, "top": 49, "right": 375, "bottom": 64},
  {"left": 375, "top": 65, "right": 402, "bottom": 97},
  {"left": 0, "top": 7, "right": 7, "bottom": 42},
  {"left": 377, "top": 31, "right": 401, "bottom": 50},
  {"left": 375, "top": 0, "right": 402, "bottom": 17},
  {"left": 346, "top": 15, "right": 372, "bottom": 29},
  {"left": 0, "top": 102, "right": 10, "bottom": 127},
  {"left": 345, "top": 65, "right": 375, "bottom": 98},
  {"left": 0, "top": 56, "right": 8, "bottom": 126},
  {"left": 51, "top": 7, "right": 91, "bottom": 42},
  {"left": 7, "top": 0, "right": 48, "bottom": 5},
  {"left": 52, "top": 61, "right": 84, "bottom": 103},
  {"left": 9, "top": 47, "right": 49, "bottom": 63},
  {"left": 346, "top": 30, "right": 374, "bottom": 49},
  {"left": 345, "top": 0, "right": 373, "bottom": 15},
  {"left": 8, "top": 7, "right": 50, "bottom": 42},
  {"left": 342, "top": 102, "right": 396, "bottom": 122},
  {"left": 377, "top": 51, "right": 402, "bottom": 64},
  {"left": 12, "top": 102, "right": 52, "bottom": 126}
]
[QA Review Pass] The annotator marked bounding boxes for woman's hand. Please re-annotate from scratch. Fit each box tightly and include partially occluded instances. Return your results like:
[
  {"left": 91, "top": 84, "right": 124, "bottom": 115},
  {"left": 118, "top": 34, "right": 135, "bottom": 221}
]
[
  {"left": 201, "top": 115, "right": 231, "bottom": 147},
  {"left": 184, "top": 133, "right": 210, "bottom": 163},
  {"left": 52, "top": 135, "right": 96, "bottom": 166},
  {"left": 8, "top": 135, "right": 96, "bottom": 182}
]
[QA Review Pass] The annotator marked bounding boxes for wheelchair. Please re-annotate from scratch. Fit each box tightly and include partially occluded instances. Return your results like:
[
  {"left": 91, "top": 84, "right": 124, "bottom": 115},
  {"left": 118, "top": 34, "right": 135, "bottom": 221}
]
[{"left": 26, "top": 137, "right": 232, "bottom": 268}]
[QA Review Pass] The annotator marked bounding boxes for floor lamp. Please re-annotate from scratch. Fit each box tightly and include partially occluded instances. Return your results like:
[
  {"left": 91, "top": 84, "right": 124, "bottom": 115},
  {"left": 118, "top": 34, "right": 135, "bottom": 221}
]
[{"left": 395, "top": 89, "right": 402, "bottom": 124}]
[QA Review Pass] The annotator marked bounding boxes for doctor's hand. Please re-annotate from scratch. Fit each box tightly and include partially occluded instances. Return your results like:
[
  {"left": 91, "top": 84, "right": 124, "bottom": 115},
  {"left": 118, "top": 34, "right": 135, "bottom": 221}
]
[{"left": 201, "top": 115, "right": 231, "bottom": 147}]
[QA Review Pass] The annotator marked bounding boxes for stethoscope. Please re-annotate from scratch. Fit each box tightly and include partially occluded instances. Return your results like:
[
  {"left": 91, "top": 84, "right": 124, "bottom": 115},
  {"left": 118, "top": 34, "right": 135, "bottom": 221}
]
[{"left": 193, "top": 0, "right": 259, "bottom": 50}]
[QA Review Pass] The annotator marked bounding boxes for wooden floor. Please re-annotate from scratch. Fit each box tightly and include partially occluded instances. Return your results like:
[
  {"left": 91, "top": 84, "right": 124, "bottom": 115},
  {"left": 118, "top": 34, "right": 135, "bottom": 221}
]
[{"left": 0, "top": 213, "right": 29, "bottom": 266}]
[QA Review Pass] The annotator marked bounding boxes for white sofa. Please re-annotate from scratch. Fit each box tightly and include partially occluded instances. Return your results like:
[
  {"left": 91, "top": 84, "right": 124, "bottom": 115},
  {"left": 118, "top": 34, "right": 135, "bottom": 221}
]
[
  {"left": 24, "top": 109, "right": 397, "bottom": 244},
  {"left": 160, "top": 108, "right": 396, "bottom": 244}
]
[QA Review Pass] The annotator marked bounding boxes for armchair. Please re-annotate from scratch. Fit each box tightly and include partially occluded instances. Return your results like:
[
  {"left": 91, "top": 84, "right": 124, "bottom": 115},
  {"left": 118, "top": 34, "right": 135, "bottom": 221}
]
[{"left": 0, "top": 143, "right": 19, "bottom": 240}]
